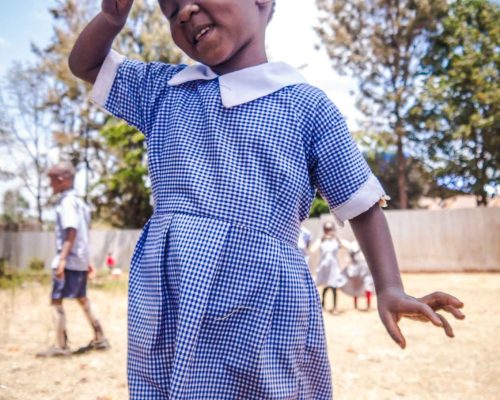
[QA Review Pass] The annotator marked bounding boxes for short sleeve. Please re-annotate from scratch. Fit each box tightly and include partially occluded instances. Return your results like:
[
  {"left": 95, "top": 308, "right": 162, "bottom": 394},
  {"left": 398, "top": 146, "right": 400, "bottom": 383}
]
[
  {"left": 59, "top": 196, "right": 79, "bottom": 231},
  {"left": 90, "top": 50, "right": 181, "bottom": 135},
  {"left": 309, "top": 94, "right": 386, "bottom": 225}
]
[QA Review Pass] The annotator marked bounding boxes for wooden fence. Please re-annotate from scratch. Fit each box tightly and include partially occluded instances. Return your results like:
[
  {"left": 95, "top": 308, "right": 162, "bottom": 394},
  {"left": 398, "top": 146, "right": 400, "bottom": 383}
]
[{"left": 1, "top": 208, "right": 498, "bottom": 272}]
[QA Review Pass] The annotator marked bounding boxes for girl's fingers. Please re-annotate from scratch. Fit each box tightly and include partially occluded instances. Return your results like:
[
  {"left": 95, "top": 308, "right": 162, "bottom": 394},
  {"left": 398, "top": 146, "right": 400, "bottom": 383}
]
[
  {"left": 411, "top": 301, "right": 443, "bottom": 327},
  {"left": 405, "top": 314, "right": 428, "bottom": 323},
  {"left": 420, "top": 292, "right": 464, "bottom": 310},
  {"left": 379, "top": 292, "right": 464, "bottom": 347},
  {"left": 418, "top": 292, "right": 465, "bottom": 321},
  {"left": 381, "top": 311, "right": 406, "bottom": 349},
  {"left": 443, "top": 305, "right": 466, "bottom": 320},
  {"left": 437, "top": 313, "right": 454, "bottom": 338}
]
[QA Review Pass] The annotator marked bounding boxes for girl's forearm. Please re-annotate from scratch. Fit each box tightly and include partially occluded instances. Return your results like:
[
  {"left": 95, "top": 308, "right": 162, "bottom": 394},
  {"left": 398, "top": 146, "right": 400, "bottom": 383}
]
[
  {"left": 349, "top": 204, "right": 404, "bottom": 294},
  {"left": 68, "top": 13, "right": 124, "bottom": 83}
]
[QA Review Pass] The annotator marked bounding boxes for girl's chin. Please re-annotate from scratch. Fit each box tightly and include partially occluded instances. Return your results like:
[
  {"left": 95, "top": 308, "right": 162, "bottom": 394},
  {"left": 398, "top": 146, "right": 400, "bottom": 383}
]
[{"left": 198, "top": 53, "right": 233, "bottom": 69}]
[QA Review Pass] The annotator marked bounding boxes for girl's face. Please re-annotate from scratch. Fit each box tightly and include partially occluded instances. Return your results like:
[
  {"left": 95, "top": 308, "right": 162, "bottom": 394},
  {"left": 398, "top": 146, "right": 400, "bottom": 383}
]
[{"left": 159, "top": 0, "right": 271, "bottom": 74}]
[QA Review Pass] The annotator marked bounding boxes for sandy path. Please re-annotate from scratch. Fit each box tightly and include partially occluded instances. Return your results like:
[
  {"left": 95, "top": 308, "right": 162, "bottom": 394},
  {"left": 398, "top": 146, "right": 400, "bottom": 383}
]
[{"left": 0, "top": 273, "right": 498, "bottom": 400}]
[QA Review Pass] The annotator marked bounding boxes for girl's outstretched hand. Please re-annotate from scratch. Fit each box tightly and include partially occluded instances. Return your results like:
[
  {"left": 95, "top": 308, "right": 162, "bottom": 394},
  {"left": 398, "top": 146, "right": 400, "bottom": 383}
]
[
  {"left": 376, "top": 287, "right": 465, "bottom": 349},
  {"left": 102, "top": 0, "right": 135, "bottom": 27}
]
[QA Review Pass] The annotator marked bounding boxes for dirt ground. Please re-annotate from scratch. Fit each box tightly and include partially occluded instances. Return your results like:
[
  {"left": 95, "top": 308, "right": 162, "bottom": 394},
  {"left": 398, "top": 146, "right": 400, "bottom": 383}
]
[{"left": 0, "top": 273, "right": 498, "bottom": 400}]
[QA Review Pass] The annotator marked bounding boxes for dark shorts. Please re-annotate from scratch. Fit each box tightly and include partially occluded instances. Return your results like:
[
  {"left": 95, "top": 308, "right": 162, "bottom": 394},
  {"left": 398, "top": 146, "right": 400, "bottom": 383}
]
[{"left": 51, "top": 269, "right": 88, "bottom": 300}]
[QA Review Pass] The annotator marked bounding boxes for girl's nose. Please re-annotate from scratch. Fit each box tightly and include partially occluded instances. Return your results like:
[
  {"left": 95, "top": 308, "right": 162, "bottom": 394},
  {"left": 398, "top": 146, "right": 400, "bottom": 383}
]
[{"left": 178, "top": 3, "right": 200, "bottom": 24}]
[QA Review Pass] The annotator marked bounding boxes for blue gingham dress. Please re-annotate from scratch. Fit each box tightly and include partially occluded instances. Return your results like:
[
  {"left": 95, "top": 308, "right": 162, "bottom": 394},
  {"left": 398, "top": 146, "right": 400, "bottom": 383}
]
[{"left": 94, "top": 55, "right": 385, "bottom": 399}]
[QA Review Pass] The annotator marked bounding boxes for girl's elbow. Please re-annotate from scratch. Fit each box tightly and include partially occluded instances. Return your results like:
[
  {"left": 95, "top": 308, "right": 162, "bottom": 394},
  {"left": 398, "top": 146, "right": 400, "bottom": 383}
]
[
  {"left": 67, "top": 52, "right": 93, "bottom": 83},
  {"left": 68, "top": 52, "right": 81, "bottom": 78}
]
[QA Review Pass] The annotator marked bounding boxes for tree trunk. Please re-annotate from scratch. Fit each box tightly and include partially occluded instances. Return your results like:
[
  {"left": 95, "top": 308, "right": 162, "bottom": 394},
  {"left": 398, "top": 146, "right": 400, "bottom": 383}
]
[
  {"left": 37, "top": 193, "right": 43, "bottom": 228},
  {"left": 396, "top": 123, "right": 408, "bottom": 209}
]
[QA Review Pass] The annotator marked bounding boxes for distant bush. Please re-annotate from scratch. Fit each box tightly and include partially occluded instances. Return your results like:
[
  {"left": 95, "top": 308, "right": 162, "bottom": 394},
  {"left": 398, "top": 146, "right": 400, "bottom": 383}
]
[
  {"left": 0, "top": 267, "right": 24, "bottom": 289},
  {"left": 28, "top": 258, "right": 45, "bottom": 271},
  {"left": 0, "top": 259, "right": 50, "bottom": 290},
  {"left": 0, "top": 258, "right": 6, "bottom": 277},
  {"left": 309, "top": 197, "right": 330, "bottom": 218}
]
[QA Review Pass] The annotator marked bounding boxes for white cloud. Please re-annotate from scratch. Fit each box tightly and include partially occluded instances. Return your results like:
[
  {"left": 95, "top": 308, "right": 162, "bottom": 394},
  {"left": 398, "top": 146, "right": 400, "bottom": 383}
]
[{"left": 0, "top": 37, "right": 8, "bottom": 47}]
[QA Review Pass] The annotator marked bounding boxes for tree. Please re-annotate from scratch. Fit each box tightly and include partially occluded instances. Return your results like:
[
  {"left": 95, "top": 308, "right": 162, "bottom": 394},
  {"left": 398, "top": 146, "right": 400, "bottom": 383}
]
[
  {"left": 31, "top": 0, "right": 184, "bottom": 227},
  {"left": 0, "top": 104, "right": 15, "bottom": 182},
  {"left": 1, "top": 64, "right": 52, "bottom": 226},
  {"left": 354, "top": 130, "right": 459, "bottom": 208},
  {"left": 2, "top": 190, "right": 30, "bottom": 226},
  {"left": 93, "top": 121, "right": 152, "bottom": 228},
  {"left": 410, "top": 0, "right": 499, "bottom": 205},
  {"left": 315, "top": 0, "right": 448, "bottom": 208}
]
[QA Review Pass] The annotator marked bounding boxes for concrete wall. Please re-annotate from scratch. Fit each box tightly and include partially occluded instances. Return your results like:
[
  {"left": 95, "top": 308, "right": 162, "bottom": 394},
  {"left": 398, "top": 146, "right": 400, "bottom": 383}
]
[
  {"left": 0, "top": 229, "right": 140, "bottom": 271},
  {"left": 1, "top": 208, "right": 499, "bottom": 272},
  {"left": 305, "top": 208, "right": 500, "bottom": 272}
]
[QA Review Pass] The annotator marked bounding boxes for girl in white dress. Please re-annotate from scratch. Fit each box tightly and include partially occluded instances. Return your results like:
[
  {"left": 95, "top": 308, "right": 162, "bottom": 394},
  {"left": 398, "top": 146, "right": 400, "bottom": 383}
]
[
  {"left": 341, "top": 241, "right": 375, "bottom": 310},
  {"left": 315, "top": 221, "right": 347, "bottom": 314}
]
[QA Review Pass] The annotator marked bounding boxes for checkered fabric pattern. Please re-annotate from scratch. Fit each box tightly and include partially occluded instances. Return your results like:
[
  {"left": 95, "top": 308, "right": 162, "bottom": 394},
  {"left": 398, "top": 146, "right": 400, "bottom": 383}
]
[{"left": 105, "top": 58, "right": 376, "bottom": 399}]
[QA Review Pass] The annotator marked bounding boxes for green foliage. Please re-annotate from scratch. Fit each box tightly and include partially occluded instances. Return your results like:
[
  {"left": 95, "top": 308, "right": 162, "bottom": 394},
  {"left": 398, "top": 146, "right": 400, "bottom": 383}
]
[
  {"left": 366, "top": 149, "right": 459, "bottom": 208},
  {"left": 88, "top": 269, "right": 128, "bottom": 293},
  {"left": 32, "top": 0, "right": 185, "bottom": 226},
  {"left": 356, "top": 130, "right": 460, "bottom": 207},
  {"left": 1, "top": 190, "right": 30, "bottom": 226},
  {"left": 28, "top": 257, "right": 45, "bottom": 271},
  {"left": 309, "top": 196, "right": 331, "bottom": 218},
  {"left": 0, "top": 272, "right": 23, "bottom": 290},
  {"left": 93, "top": 121, "right": 152, "bottom": 228},
  {"left": 0, "top": 265, "right": 51, "bottom": 290},
  {"left": 410, "top": 0, "right": 499, "bottom": 205},
  {"left": 316, "top": 0, "right": 449, "bottom": 208}
]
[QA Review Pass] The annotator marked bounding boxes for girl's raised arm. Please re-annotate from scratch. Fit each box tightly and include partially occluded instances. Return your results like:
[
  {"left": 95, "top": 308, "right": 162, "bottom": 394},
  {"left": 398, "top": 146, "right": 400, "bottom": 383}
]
[{"left": 68, "top": 0, "right": 135, "bottom": 83}]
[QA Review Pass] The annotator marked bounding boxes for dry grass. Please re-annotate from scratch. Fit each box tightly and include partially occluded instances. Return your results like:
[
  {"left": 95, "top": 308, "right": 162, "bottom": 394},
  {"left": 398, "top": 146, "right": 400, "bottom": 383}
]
[{"left": 0, "top": 273, "right": 498, "bottom": 400}]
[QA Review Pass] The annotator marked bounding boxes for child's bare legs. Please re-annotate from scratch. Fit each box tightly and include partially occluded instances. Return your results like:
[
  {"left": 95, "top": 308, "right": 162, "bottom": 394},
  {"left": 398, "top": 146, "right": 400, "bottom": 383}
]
[
  {"left": 36, "top": 299, "right": 71, "bottom": 357},
  {"left": 322, "top": 287, "right": 338, "bottom": 313},
  {"left": 366, "top": 290, "right": 372, "bottom": 310},
  {"left": 355, "top": 291, "right": 372, "bottom": 311},
  {"left": 52, "top": 299, "right": 68, "bottom": 349},
  {"left": 77, "top": 297, "right": 105, "bottom": 342}
]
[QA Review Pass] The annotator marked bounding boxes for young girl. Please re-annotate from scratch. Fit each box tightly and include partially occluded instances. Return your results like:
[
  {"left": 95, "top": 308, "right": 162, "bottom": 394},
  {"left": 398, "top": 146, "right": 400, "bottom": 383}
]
[
  {"left": 69, "top": 1, "right": 465, "bottom": 398},
  {"left": 341, "top": 240, "right": 375, "bottom": 311},
  {"left": 315, "top": 221, "right": 346, "bottom": 314}
]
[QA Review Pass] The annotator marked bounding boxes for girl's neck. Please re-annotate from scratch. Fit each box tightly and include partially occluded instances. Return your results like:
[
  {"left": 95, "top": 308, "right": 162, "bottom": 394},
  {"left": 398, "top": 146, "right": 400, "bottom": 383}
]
[{"left": 210, "top": 40, "right": 268, "bottom": 75}]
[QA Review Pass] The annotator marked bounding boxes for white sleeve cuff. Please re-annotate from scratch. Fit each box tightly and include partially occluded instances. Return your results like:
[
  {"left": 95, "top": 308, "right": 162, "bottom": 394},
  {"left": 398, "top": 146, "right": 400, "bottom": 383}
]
[
  {"left": 90, "top": 50, "right": 126, "bottom": 107},
  {"left": 332, "top": 173, "right": 387, "bottom": 226}
]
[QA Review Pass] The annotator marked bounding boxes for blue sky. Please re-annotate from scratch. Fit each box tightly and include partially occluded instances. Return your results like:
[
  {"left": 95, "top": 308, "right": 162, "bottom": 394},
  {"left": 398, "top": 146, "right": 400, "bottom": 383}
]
[{"left": 0, "top": 0, "right": 55, "bottom": 76}]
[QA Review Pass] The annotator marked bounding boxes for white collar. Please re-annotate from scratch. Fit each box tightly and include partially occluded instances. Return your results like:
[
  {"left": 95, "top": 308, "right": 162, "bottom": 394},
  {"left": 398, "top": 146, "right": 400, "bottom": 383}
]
[
  {"left": 58, "top": 188, "right": 76, "bottom": 201},
  {"left": 167, "top": 62, "right": 306, "bottom": 108}
]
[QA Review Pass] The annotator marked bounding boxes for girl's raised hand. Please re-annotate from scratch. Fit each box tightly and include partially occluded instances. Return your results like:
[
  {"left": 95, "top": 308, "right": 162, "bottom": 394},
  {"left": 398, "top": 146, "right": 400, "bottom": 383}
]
[
  {"left": 376, "top": 287, "right": 465, "bottom": 349},
  {"left": 101, "top": 0, "right": 135, "bottom": 27}
]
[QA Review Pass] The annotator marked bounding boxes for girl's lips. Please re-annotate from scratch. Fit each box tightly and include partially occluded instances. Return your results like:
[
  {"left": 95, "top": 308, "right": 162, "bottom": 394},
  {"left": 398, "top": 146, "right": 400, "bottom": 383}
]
[{"left": 193, "top": 24, "right": 214, "bottom": 45}]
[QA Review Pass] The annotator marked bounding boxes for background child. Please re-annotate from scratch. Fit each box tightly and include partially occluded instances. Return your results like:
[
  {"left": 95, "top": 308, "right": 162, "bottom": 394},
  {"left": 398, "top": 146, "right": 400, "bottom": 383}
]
[
  {"left": 315, "top": 221, "right": 347, "bottom": 314},
  {"left": 37, "top": 162, "right": 110, "bottom": 357},
  {"left": 297, "top": 225, "right": 313, "bottom": 267},
  {"left": 105, "top": 252, "right": 116, "bottom": 272},
  {"left": 341, "top": 240, "right": 375, "bottom": 311},
  {"left": 68, "top": 0, "right": 465, "bottom": 398}
]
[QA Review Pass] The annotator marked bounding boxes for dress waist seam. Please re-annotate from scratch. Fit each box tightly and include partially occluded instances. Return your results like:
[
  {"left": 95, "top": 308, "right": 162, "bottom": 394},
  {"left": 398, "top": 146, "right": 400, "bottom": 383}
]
[{"left": 152, "top": 209, "right": 297, "bottom": 248}]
